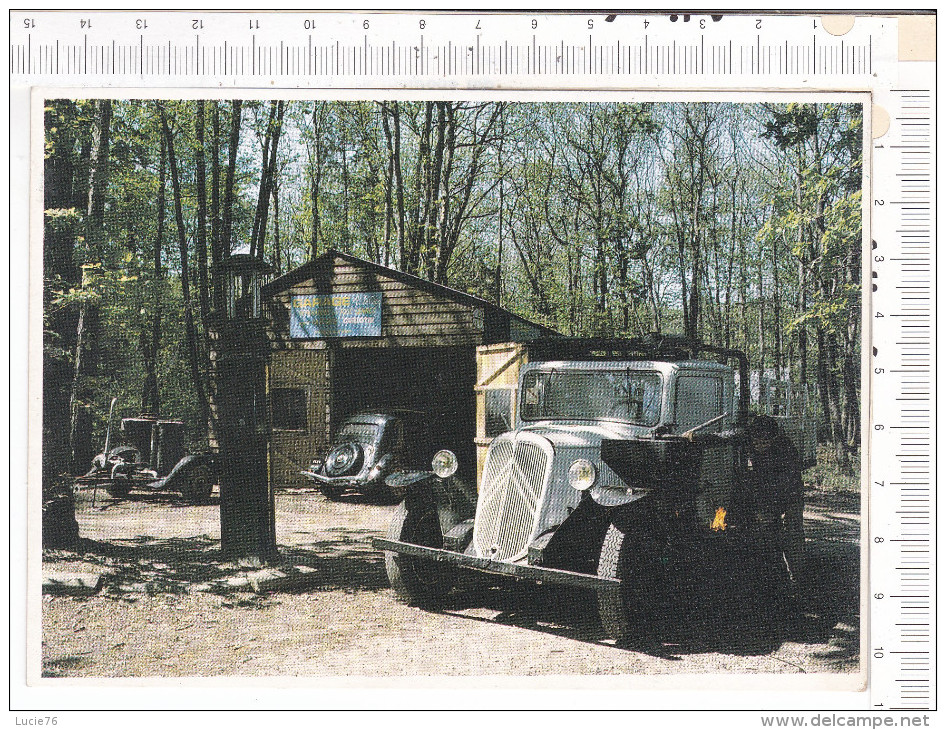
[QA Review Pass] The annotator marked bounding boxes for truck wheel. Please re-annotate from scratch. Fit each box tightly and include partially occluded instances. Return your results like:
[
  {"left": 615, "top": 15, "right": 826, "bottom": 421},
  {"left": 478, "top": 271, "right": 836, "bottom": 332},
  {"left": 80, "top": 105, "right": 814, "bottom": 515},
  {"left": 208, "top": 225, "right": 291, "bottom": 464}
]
[
  {"left": 181, "top": 460, "right": 214, "bottom": 504},
  {"left": 596, "top": 523, "right": 659, "bottom": 645},
  {"left": 384, "top": 502, "right": 454, "bottom": 605}
]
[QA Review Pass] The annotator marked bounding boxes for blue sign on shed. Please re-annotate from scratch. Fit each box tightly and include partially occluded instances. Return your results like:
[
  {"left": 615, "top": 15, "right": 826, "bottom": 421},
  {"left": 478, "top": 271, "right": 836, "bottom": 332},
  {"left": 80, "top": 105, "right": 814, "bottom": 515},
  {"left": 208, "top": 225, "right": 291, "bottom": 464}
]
[{"left": 290, "top": 292, "right": 382, "bottom": 338}]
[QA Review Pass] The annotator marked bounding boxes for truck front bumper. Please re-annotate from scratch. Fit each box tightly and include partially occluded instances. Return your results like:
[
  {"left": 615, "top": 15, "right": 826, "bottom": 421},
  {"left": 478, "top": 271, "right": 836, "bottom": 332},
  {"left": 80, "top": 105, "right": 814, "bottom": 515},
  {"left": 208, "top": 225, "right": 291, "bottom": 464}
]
[{"left": 372, "top": 537, "right": 621, "bottom": 591}]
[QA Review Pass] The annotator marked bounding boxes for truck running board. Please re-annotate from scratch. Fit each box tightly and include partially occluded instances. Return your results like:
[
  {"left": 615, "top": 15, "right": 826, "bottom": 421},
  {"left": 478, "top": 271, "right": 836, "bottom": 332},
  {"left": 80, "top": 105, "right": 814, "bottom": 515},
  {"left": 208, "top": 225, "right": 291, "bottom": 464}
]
[{"left": 373, "top": 537, "right": 621, "bottom": 591}]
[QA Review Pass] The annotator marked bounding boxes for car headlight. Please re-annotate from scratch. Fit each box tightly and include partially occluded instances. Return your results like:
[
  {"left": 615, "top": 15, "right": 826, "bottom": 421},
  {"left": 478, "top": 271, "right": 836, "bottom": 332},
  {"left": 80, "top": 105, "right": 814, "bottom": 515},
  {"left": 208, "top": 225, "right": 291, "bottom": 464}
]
[
  {"left": 431, "top": 449, "right": 458, "bottom": 478},
  {"left": 568, "top": 459, "right": 597, "bottom": 490}
]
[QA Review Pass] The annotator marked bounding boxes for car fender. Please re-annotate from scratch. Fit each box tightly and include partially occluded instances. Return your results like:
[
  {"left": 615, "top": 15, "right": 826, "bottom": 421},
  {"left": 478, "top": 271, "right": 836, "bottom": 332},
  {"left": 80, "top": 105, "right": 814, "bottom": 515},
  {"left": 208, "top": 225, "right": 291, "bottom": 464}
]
[{"left": 148, "top": 454, "right": 213, "bottom": 491}]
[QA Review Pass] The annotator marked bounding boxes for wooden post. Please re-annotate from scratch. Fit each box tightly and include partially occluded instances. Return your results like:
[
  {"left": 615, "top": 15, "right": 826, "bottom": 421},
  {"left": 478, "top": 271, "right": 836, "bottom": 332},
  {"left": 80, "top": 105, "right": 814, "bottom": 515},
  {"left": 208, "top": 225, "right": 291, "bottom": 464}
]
[{"left": 210, "top": 316, "right": 276, "bottom": 562}]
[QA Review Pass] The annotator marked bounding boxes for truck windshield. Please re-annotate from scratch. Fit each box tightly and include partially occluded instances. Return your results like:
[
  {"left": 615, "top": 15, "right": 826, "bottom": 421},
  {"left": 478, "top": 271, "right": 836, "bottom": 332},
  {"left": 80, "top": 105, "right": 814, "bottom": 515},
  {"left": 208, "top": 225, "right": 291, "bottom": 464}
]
[{"left": 521, "top": 370, "right": 662, "bottom": 425}]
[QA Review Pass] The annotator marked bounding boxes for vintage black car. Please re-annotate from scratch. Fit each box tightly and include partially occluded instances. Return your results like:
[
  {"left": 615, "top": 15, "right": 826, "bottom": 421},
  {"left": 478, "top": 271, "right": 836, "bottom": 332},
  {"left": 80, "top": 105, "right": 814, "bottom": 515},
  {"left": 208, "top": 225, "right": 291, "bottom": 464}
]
[
  {"left": 301, "top": 411, "right": 433, "bottom": 500},
  {"left": 76, "top": 399, "right": 215, "bottom": 504}
]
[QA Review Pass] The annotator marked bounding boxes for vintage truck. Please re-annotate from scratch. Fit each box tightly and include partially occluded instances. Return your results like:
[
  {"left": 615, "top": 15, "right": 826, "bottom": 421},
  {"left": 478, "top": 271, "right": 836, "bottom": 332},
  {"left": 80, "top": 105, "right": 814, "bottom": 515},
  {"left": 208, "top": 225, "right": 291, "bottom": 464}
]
[{"left": 373, "top": 335, "right": 816, "bottom": 644}]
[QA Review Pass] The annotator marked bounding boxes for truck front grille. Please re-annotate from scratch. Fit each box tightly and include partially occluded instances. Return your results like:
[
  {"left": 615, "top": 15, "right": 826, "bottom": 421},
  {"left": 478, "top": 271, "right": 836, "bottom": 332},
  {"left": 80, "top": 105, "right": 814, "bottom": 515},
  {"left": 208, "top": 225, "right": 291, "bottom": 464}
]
[{"left": 473, "top": 433, "right": 552, "bottom": 562}]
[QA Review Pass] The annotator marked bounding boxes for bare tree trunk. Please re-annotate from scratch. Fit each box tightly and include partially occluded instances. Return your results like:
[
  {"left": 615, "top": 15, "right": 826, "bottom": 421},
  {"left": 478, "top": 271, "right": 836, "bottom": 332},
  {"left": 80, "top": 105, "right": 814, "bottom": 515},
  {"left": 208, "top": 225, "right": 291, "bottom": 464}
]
[
  {"left": 141, "top": 128, "right": 165, "bottom": 415},
  {"left": 210, "top": 101, "right": 223, "bottom": 311},
  {"left": 43, "top": 100, "right": 82, "bottom": 482},
  {"left": 221, "top": 100, "right": 242, "bottom": 259},
  {"left": 309, "top": 102, "right": 326, "bottom": 260},
  {"left": 69, "top": 98, "right": 111, "bottom": 474},
  {"left": 272, "top": 179, "right": 281, "bottom": 273},
  {"left": 160, "top": 105, "right": 209, "bottom": 440},
  {"left": 195, "top": 100, "right": 210, "bottom": 334},
  {"left": 380, "top": 102, "right": 406, "bottom": 269},
  {"left": 772, "top": 233, "right": 783, "bottom": 376},
  {"left": 251, "top": 100, "right": 286, "bottom": 260}
]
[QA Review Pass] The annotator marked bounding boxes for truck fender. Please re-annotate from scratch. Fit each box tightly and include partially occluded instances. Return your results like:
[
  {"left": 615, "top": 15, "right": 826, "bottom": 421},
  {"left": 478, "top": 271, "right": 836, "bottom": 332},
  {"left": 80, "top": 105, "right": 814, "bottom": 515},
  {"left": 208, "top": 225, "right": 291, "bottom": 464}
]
[{"left": 387, "top": 471, "right": 476, "bottom": 538}]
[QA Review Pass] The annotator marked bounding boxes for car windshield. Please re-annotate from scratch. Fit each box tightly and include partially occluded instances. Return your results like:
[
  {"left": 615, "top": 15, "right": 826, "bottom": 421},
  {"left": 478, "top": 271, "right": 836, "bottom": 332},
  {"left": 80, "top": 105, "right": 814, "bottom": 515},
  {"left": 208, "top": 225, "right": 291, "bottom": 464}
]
[
  {"left": 337, "top": 421, "right": 381, "bottom": 443},
  {"left": 521, "top": 370, "right": 662, "bottom": 426}
]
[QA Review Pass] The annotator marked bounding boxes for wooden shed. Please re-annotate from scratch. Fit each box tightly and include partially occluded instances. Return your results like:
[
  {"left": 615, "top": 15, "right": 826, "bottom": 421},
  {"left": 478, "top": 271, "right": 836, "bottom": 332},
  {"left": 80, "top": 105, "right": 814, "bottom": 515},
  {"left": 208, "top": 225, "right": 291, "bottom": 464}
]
[{"left": 262, "top": 249, "right": 556, "bottom": 488}]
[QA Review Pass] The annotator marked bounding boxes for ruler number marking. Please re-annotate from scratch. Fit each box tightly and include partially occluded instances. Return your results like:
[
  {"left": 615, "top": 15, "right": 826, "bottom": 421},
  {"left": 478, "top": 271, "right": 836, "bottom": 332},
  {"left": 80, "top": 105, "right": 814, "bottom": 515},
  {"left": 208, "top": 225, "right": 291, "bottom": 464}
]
[
  {"left": 136, "top": 18, "right": 147, "bottom": 30},
  {"left": 23, "top": 18, "right": 35, "bottom": 29}
]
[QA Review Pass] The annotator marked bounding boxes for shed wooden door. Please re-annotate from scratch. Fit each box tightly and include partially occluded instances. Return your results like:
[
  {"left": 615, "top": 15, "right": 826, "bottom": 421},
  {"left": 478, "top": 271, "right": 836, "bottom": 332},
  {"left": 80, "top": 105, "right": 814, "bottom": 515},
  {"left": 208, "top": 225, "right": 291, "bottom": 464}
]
[
  {"left": 474, "top": 343, "right": 529, "bottom": 486},
  {"left": 268, "top": 349, "right": 330, "bottom": 488}
]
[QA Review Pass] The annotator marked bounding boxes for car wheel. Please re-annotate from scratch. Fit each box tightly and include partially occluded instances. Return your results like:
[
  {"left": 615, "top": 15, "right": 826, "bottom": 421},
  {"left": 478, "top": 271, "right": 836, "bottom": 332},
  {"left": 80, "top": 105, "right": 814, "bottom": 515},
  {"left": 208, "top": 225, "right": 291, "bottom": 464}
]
[
  {"left": 319, "top": 486, "right": 345, "bottom": 501},
  {"left": 181, "top": 459, "right": 214, "bottom": 505},
  {"left": 325, "top": 442, "right": 363, "bottom": 476},
  {"left": 596, "top": 523, "right": 660, "bottom": 645},
  {"left": 384, "top": 502, "right": 454, "bottom": 605},
  {"left": 105, "top": 479, "right": 132, "bottom": 499}
]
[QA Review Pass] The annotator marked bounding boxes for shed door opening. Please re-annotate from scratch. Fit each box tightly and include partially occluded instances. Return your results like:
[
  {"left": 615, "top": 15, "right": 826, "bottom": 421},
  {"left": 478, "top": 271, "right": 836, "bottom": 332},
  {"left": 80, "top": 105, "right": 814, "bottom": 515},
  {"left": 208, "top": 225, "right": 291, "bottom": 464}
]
[{"left": 331, "top": 347, "right": 476, "bottom": 479}]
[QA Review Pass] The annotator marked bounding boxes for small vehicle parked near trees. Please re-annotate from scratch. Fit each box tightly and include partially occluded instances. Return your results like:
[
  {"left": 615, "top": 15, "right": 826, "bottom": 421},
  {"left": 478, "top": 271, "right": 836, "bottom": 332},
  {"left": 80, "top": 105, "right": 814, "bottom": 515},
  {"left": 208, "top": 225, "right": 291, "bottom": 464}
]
[
  {"left": 75, "top": 399, "right": 215, "bottom": 504},
  {"left": 374, "top": 335, "right": 816, "bottom": 643},
  {"left": 301, "top": 411, "right": 436, "bottom": 500}
]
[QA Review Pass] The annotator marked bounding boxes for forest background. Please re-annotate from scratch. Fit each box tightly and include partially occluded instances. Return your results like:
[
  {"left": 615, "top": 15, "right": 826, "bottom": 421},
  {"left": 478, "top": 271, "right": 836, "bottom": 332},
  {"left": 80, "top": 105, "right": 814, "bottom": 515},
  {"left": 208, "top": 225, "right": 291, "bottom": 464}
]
[{"left": 42, "top": 98, "right": 863, "bottom": 485}]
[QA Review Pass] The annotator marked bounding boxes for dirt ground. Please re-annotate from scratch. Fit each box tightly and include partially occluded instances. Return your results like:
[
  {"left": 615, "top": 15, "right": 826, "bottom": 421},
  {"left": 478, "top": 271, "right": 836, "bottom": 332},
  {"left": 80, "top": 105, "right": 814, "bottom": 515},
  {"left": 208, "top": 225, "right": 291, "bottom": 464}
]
[{"left": 41, "top": 484, "right": 862, "bottom": 678}]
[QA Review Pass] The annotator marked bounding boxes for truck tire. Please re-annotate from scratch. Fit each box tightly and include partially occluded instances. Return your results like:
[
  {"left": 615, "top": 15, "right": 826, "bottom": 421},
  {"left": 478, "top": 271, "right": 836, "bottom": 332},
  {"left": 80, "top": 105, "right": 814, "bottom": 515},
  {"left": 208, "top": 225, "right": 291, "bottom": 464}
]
[
  {"left": 384, "top": 502, "right": 454, "bottom": 605},
  {"left": 596, "top": 523, "right": 659, "bottom": 645}
]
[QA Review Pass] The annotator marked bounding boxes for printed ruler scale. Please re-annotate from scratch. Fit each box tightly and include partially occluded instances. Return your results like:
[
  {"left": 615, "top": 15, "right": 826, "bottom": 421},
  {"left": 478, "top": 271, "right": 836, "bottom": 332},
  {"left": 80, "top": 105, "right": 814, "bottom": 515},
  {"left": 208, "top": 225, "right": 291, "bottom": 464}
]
[
  {"left": 10, "top": 10, "right": 935, "bottom": 711},
  {"left": 870, "top": 87, "right": 936, "bottom": 712},
  {"left": 11, "top": 12, "right": 876, "bottom": 84}
]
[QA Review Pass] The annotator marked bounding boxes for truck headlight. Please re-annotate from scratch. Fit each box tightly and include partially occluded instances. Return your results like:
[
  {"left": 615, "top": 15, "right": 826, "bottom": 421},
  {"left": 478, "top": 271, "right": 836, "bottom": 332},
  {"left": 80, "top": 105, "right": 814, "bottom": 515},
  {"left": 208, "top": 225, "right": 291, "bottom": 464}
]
[
  {"left": 568, "top": 459, "right": 597, "bottom": 490},
  {"left": 431, "top": 449, "right": 458, "bottom": 478}
]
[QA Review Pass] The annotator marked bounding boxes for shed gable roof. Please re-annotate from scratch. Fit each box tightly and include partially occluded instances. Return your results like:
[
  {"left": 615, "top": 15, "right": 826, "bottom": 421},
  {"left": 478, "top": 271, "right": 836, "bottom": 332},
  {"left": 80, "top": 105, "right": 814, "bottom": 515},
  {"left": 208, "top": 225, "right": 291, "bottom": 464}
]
[{"left": 263, "top": 249, "right": 557, "bottom": 337}]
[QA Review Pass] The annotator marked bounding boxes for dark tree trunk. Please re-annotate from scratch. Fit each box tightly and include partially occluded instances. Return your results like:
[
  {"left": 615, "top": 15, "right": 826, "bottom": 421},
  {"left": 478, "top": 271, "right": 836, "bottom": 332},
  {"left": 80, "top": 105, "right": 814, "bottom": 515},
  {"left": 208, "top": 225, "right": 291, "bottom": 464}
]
[
  {"left": 69, "top": 99, "right": 111, "bottom": 474},
  {"left": 309, "top": 103, "right": 325, "bottom": 260},
  {"left": 161, "top": 105, "right": 210, "bottom": 440},
  {"left": 221, "top": 100, "right": 242, "bottom": 258},
  {"left": 195, "top": 100, "right": 210, "bottom": 335},
  {"left": 251, "top": 101, "right": 286, "bottom": 260},
  {"left": 381, "top": 102, "right": 406, "bottom": 270},
  {"left": 140, "top": 128, "right": 165, "bottom": 416},
  {"left": 43, "top": 100, "right": 81, "bottom": 483},
  {"left": 211, "top": 101, "right": 224, "bottom": 311}
]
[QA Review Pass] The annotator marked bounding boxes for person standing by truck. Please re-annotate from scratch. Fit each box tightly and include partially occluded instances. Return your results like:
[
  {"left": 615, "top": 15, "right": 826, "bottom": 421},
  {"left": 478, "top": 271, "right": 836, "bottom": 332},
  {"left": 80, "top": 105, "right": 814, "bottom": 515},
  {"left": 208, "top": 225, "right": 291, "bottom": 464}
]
[{"left": 742, "top": 414, "right": 807, "bottom": 596}]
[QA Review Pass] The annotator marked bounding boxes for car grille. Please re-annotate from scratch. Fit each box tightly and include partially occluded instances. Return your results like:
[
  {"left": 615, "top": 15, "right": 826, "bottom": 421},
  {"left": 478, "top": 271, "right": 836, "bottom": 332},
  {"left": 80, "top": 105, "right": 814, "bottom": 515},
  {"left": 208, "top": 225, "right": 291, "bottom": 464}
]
[{"left": 473, "top": 432, "right": 552, "bottom": 562}]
